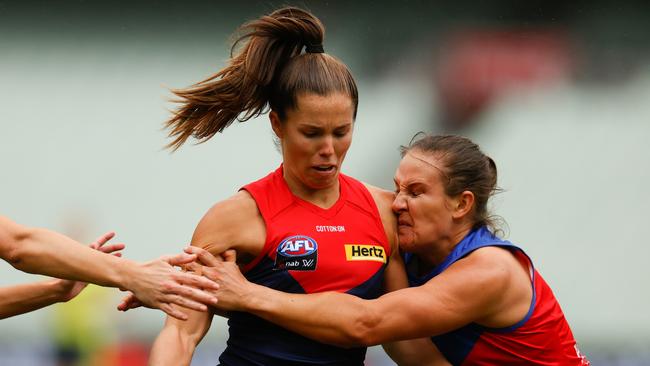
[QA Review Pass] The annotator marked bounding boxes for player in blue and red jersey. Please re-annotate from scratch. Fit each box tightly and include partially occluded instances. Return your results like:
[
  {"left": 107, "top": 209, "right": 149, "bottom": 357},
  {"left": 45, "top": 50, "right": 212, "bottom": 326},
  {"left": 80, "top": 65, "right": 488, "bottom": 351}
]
[
  {"left": 194, "top": 134, "right": 590, "bottom": 365},
  {"left": 132, "top": 6, "right": 446, "bottom": 366}
]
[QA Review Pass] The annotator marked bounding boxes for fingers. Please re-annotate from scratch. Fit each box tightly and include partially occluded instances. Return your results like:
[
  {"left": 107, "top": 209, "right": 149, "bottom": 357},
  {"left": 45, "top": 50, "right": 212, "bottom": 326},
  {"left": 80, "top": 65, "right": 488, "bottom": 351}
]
[
  {"left": 175, "top": 271, "right": 220, "bottom": 291},
  {"left": 98, "top": 243, "right": 126, "bottom": 254},
  {"left": 182, "top": 262, "right": 202, "bottom": 273},
  {"left": 90, "top": 231, "right": 116, "bottom": 249},
  {"left": 165, "top": 292, "right": 212, "bottom": 312},
  {"left": 221, "top": 249, "right": 237, "bottom": 263},
  {"left": 160, "top": 303, "right": 189, "bottom": 321},
  {"left": 163, "top": 252, "right": 197, "bottom": 267},
  {"left": 117, "top": 293, "right": 139, "bottom": 311},
  {"left": 184, "top": 246, "right": 223, "bottom": 266}
]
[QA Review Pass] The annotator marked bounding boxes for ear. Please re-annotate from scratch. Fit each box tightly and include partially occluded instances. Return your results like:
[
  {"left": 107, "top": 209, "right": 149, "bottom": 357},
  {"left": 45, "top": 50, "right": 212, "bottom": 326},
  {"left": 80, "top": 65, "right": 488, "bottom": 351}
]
[
  {"left": 451, "top": 190, "right": 475, "bottom": 220},
  {"left": 269, "top": 110, "right": 283, "bottom": 138}
]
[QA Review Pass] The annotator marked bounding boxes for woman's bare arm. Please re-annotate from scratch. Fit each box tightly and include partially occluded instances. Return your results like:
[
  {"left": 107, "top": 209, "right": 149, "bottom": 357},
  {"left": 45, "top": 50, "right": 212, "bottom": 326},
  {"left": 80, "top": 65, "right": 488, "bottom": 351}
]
[
  {"left": 199, "top": 246, "right": 521, "bottom": 348},
  {"left": 0, "top": 215, "right": 220, "bottom": 320},
  {"left": 0, "top": 231, "right": 124, "bottom": 319},
  {"left": 148, "top": 191, "right": 266, "bottom": 365},
  {"left": 0, "top": 280, "right": 71, "bottom": 319}
]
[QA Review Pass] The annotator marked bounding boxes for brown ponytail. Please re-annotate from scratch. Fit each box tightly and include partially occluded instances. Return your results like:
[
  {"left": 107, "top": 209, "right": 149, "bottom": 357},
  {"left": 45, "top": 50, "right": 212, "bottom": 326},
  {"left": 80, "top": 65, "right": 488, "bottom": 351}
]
[{"left": 164, "top": 6, "right": 358, "bottom": 150}]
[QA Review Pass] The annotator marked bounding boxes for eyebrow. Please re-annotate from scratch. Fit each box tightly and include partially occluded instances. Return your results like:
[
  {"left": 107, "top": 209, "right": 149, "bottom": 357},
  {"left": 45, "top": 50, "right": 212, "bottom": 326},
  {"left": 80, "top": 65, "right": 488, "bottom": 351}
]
[
  {"left": 407, "top": 153, "right": 451, "bottom": 183},
  {"left": 299, "top": 121, "right": 352, "bottom": 128},
  {"left": 393, "top": 179, "right": 426, "bottom": 191}
]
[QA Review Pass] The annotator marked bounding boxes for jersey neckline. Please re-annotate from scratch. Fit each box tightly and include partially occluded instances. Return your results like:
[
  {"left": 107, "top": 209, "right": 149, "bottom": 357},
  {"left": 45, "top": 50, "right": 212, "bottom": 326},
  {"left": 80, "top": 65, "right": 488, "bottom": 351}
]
[{"left": 276, "top": 165, "right": 347, "bottom": 219}]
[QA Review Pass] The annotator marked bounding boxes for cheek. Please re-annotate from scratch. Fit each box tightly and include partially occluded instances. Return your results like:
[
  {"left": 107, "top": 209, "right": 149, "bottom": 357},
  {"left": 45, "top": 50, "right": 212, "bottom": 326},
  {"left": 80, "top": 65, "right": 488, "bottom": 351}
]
[
  {"left": 411, "top": 203, "right": 443, "bottom": 231},
  {"left": 335, "top": 137, "right": 352, "bottom": 156},
  {"left": 285, "top": 138, "right": 312, "bottom": 159}
]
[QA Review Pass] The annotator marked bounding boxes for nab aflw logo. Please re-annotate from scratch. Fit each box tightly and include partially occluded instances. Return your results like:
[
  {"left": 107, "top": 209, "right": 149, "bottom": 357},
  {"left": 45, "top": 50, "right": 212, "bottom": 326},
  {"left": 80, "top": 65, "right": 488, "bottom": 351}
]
[{"left": 275, "top": 235, "right": 318, "bottom": 271}]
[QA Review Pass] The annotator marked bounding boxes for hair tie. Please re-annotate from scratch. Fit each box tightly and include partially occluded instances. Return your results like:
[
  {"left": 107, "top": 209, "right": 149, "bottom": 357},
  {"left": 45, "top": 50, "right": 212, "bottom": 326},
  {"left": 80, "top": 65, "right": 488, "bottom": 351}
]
[{"left": 305, "top": 43, "right": 324, "bottom": 53}]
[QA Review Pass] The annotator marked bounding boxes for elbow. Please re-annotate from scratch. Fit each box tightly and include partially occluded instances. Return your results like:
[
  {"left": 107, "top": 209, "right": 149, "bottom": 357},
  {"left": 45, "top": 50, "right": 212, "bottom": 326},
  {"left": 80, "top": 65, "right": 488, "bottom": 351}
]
[
  {"left": 341, "top": 306, "right": 382, "bottom": 348},
  {"left": 3, "top": 227, "right": 35, "bottom": 269}
]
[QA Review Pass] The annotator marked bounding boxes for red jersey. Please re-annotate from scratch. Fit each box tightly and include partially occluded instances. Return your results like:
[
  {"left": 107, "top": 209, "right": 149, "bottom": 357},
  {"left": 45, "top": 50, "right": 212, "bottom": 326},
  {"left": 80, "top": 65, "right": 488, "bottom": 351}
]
[
  {"left": 219, "top": 165, "right": 390, "bottom": 365},
  {"left": 406, "top": 226, "right": 590, "bottom": 366}
]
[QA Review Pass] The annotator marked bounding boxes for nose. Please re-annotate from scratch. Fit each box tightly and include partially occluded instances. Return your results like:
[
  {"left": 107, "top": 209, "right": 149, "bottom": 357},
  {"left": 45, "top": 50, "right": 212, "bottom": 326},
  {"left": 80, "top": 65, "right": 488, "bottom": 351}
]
[
  {"left": 391, "top": 192, "right": 407, "bottom": 213},
  {"left": 319, "top": 136, "right": 334, "bottom": 157}
]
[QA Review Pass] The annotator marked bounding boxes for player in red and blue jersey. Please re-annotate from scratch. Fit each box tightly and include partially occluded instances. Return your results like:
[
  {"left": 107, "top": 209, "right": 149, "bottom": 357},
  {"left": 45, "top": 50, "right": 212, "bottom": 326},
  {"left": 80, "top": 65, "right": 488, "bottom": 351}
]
[
  {"left": 215, "top": 166, "right": 396, "bottom": 365},
  {"left": 139, "top": 6, "right": 437, "bottom": 366},
  {"left": 197, "top": 134, "right": 590, "bottom": 365}
]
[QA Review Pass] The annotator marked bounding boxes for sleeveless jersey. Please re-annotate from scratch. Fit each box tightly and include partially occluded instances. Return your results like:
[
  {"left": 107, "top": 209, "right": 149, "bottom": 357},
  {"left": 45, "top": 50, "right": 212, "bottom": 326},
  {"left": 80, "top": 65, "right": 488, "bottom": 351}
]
[
  {"left": 405, "top": 226, "right": 590, "bottom": 366},
  {"left": 218, "top": 166, "right": 391, "bottom": 366}
]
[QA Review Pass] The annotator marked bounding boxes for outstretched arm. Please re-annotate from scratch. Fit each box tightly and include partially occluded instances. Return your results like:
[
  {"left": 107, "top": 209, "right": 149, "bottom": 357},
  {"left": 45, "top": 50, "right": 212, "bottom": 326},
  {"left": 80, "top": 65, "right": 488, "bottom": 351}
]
[
  {"left": 0, "top": 280, "right": 74, "bottom": 319},
  {"left": 0, "top": 231, "right": 122, "bottom": 319},
  {"left": 0, "top": 215, "right": 219, "bottom": 320},
  {"left": 193, "top": 246, "right": 519, "bottom": 348}
]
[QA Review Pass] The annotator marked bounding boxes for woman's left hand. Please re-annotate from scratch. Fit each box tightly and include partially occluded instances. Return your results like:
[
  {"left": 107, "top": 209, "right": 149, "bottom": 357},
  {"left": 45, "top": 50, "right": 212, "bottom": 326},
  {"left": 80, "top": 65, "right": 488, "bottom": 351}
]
[{"left": 182, "top": 246, "right": 253, "bottom": 312}]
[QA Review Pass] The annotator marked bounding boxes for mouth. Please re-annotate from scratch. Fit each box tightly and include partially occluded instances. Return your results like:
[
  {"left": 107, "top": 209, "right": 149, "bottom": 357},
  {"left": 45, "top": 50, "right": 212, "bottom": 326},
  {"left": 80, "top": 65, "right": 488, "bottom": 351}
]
[
  {"left": 312, "top": 165, "right": 336, "bottom": 173},
  {"left": 397, "top": 217, "right": 411, "bottom": 227}
]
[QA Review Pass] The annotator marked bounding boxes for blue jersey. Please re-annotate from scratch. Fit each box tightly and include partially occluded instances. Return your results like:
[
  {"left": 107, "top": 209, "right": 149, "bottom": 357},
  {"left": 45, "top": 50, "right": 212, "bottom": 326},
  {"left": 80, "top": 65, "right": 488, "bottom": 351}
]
[{"left": 405, "top": 226, "right": 589, "bottom": 365}]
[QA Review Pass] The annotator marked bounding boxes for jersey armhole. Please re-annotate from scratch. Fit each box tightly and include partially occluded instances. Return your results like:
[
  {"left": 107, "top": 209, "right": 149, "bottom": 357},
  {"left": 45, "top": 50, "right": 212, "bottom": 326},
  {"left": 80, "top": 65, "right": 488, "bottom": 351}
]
[
  {"left": 484, "top": 248, "right": 537, "bottom": 333},
  {"left": 238, "top": 187, "right": 272, "bottom": 274}
]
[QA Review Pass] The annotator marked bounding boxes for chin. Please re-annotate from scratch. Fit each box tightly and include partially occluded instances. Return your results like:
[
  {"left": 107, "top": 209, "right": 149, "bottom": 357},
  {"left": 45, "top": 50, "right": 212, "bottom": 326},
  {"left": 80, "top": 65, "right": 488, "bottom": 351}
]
[
  {"left": 398, "top": 236, "right": 416, "bottom": 253},
  {"left": 308, "top": 176, "right": 338, "bottom": 190}
]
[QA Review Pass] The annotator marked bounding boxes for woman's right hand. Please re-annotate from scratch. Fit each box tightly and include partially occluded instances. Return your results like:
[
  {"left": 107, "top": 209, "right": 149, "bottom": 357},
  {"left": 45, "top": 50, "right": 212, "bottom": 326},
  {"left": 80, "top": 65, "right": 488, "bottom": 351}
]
[{"left": 118, "top": 252, "right": 220, "bottom": 320}]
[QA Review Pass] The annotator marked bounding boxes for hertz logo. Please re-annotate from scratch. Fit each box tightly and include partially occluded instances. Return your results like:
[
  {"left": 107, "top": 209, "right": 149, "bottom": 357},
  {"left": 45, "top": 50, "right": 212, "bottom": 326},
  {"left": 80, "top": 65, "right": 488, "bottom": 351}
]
[{"left": 344, "top": 244, "right": 386, "bottom": 263}]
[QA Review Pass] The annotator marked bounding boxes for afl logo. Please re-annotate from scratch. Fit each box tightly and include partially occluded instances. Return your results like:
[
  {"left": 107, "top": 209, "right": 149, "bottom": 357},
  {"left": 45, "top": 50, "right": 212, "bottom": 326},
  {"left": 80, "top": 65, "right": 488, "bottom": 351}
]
[
  {"left": 275, "top": 235, "right": 318, "bottom": 271},
  {"left": 279, "top": 235, "right": 317, "bottom": 256}
]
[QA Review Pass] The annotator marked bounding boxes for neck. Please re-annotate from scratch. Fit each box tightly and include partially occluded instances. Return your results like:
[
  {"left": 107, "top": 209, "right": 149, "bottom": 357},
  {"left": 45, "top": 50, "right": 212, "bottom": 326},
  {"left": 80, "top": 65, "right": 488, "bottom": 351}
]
[
  {"left": 418, "top": 222, "right": 475, "bottom": 268},
  {"left": 283, "top": 170, "right": 341, "bottom": 209}
]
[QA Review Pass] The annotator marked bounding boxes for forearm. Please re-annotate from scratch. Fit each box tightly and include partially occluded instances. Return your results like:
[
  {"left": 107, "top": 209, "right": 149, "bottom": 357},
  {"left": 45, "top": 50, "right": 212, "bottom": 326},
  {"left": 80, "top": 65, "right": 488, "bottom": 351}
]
[
  {"left": 383, "top": 338, "right": 450, "bottom": 366},
  {"left": 6, "top": 226, "right": 135, "bottom": 288},
  {"left": 149, "top": 311, "right": 210, "bottom": 366},
  {"left": 0, "top": 280, "right": 65, "bottom": 319},
  {"left": 149, "top": 325, "right": 196, "bottom": 366},
  {"left": 244, "top": 284, "right": 381, "bottom": 347}
]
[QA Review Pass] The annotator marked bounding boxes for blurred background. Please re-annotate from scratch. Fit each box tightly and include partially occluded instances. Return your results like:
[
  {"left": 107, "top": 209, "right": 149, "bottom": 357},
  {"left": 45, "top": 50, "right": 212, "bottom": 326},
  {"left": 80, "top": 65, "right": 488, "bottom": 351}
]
[{"left": 1, "top": 0, "right": 649, "bottom": 365}]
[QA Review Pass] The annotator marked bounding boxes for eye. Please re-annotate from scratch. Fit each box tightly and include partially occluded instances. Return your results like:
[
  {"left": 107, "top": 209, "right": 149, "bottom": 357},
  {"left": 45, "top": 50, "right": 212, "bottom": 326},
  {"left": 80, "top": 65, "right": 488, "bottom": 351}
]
[
  {"left": 334, "top": 130, "right": 348, "bottom": 138},
  {"left": 333, "top": 126, "right": 351, "bottom": 138},
  {"left": 302, "top": 130, "right": 319, "bottom": 138}
]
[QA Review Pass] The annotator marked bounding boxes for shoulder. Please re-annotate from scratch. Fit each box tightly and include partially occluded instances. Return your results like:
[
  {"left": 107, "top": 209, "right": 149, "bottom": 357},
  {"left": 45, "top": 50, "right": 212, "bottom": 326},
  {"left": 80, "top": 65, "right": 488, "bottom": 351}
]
[
  {"left": 440, "top": 246, "right": 524, "bottom": 309},
  {"left": 196, "top": 191, "right": 258, "bottom": 229},
  {"left": 455, "top": 246, "right": 519, "bottom": 286},
  {"left": 450, "top": 245, "right": 534, "bottom": 327},
  {"left": 411, "top": 246, "right": 522, "bottom": 325},
  {"left": 361, "top": 183, "right": 399, "bottom": 253},
  {"left": 363, "top": 184, "right": 397, "bottom": 230},
  {"left": 192, "top": 191, "right": 265, "bottom": 255},
  {"left": 205, "top": 190, "right": 258, "bottom": 216},
  {"left": 362, "top": 183, "right": 395, "bottom": 215}
]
